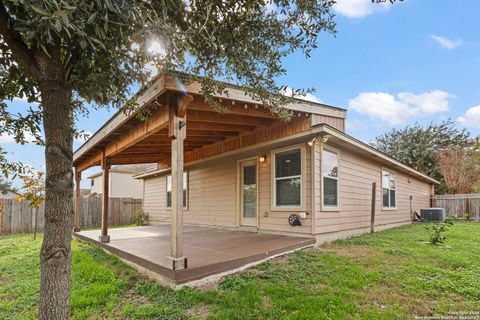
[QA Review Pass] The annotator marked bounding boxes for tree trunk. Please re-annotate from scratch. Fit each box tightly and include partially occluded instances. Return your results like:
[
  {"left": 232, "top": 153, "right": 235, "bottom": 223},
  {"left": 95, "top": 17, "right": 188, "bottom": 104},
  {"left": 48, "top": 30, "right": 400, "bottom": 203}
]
[{"left": 38, "top": 79, "right": 73, "bottom": 320}]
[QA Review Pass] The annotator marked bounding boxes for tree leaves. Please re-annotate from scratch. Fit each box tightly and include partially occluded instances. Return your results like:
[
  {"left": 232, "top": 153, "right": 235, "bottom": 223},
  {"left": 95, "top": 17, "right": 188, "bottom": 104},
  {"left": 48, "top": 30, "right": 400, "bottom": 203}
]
[
  {"left": 372, "top": 120, "right": 475, "bottom": 194},
  {"left": 2, "top": 0, "right": 336, "bottom": 118}
]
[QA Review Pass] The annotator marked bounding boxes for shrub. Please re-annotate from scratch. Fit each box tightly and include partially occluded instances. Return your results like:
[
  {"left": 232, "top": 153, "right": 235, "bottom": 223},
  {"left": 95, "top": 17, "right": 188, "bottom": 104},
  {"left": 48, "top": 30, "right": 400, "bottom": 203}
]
[
  {"left": 464, "top": 212, "right": 471, "bottom": 220},
  {"left": 425, "top": 219, "right": 454, "bottom": 245},
  {"left": 132, "top": 209, "right": 149, "bottom": 226}
]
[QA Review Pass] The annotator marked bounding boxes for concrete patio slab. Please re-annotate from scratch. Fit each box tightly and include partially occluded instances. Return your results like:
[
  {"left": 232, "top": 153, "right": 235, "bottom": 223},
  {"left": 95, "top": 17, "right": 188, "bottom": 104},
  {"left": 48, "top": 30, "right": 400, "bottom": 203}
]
[{"left": 74, "top": 225, "right": 315, "bottom": 285}]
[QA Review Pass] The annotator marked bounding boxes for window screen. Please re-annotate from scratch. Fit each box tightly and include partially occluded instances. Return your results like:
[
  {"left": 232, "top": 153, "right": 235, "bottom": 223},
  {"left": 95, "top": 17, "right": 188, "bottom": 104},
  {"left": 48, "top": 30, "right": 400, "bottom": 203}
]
[
  {"left": 322, "top": 148, "right": 339, "bottom": 207},
  {"left": 274, "top": 148, "right": 301, "bottom": 206},
  {"left": 382, "top": 170, "right": 396, "bottom": 208}
]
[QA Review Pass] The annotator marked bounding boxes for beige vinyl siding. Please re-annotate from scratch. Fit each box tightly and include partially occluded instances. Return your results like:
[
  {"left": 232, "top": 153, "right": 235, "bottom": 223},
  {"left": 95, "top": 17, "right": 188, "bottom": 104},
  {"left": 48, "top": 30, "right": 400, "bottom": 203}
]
[
  {"left": 311, "top": 114, "right": 345, "bottom": 132},
  {"left": 186, "top": 160, "right": 237, "bottom": 227},
  {"left": 315, "top": 145, "right": 432, "bottom": 234},
  {"left": 143, "top": 176, "right": 168, "bottom": 223},
  {"left": 144, "top": 160, "right": 237, "bottom": 227},
  {"left": 143, "top": 143, "right": 313, "bottom": 235},
  {"left": 90, "top": 172, "right": 144, "bottom": 199}
]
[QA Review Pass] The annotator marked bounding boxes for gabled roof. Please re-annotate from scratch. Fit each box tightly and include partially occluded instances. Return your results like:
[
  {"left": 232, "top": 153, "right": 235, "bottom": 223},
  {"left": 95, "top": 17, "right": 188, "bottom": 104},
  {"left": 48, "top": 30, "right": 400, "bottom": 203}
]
[
  {"left": 73, "top": 74, "right": 347, "bottom": 167},
  {"left": 315, "top": 124, "right": 440, "bottom": 184},
  {"left": 88, "top": 164, "right": 155, "bottom": 179},
  {"left": 1, "top": 189, "right": 20, "bottom": 196},
  {"left": 134, "top": 122, "right": 439, "bottom": 185}
]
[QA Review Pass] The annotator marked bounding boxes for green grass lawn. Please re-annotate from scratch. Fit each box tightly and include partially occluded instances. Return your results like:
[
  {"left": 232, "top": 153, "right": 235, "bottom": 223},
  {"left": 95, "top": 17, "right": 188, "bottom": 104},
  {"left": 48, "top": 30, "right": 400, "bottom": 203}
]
[{"left": 1, "top": 223, "right": 479, "bottom": 320}]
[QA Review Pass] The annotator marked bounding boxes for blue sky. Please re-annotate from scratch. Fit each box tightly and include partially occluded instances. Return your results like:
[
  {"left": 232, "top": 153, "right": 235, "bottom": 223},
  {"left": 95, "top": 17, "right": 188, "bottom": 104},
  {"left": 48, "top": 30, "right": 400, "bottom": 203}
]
[{"left": 2, "top": 0, "right": 480, "bottom": 188}]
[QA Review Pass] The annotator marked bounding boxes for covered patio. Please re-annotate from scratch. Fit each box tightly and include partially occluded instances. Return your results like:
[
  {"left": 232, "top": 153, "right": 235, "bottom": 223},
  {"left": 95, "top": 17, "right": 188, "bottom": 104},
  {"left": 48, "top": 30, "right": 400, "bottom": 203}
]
[
  {"left": 74, "top": 225, "right": 315, "bottom": 285},
  {"left": 72, "top": 74, "right": 339, "bottom": 282}
]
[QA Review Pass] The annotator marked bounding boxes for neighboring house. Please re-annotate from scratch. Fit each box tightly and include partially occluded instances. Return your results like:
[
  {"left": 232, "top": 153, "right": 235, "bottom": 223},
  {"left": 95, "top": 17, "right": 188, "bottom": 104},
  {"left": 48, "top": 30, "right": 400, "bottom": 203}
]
[
  {"left": 0, "top": 189, "right": 20, "bottom": 200},
  {"left": 72, "top": 74, "right": 439, "bottom": 276},
  {"left": 88, "top": 164, "right": 152, "bottom": 199}
]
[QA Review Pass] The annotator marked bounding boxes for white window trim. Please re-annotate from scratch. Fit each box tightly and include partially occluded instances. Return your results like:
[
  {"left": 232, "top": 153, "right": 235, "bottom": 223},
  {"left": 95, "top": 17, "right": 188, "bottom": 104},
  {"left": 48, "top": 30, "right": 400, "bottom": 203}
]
[
  {"left": 271, "top": 144, "right": 306, "bottom": 211},
  {"left": 321, "top": 144, "right": 341, "bottom": 212},
  {"left": 381, "top": 168, "right": 397, "bottom": 211},
  {"left": 166, "top": 171, "right": 189, "bottom": 210}
]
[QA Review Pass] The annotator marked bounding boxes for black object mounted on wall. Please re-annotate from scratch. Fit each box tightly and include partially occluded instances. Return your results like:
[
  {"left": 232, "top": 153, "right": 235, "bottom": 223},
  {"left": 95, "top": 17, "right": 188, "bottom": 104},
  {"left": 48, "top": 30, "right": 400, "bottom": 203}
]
[{"left": 288, "top": 214, "right": 302, "bottom": 226}]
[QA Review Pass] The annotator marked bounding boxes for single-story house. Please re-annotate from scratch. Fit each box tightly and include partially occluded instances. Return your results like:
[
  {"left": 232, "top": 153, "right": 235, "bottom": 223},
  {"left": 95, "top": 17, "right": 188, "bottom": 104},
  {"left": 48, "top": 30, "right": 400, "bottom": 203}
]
[
  {"left": 72, "top": 74, "right": 438, "bottom": 284},
  {"left": 88, "top": 164, "right": 153, "bottom": 199},
  {"left": 0, "top": 189, "right": 20, "bottom": 200}
]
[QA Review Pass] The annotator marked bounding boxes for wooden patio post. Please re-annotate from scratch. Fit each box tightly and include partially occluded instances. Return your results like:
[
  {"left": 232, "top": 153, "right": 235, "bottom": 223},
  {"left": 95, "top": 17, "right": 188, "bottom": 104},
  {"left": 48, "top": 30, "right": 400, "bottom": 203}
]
[
  {"left": 99, "top": 149, "right": 110, "bottom": 243},
  {"left": 73, "top": 168, "right": 81, "bottom": 232},
  {"left": 166, "top": 94, "right": 192, "bottom": 271}
]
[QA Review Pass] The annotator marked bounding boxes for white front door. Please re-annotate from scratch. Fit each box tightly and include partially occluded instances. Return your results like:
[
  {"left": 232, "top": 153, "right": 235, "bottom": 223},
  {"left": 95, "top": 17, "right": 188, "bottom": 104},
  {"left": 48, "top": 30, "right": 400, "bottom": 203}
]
[{"left": 240, "top": 160, "right": 257, "bottom": 227}]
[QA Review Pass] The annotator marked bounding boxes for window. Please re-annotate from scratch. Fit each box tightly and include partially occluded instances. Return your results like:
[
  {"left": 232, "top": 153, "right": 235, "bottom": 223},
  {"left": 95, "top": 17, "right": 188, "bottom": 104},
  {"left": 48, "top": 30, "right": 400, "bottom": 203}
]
[
  {"left": 322, "top": 148, "right": 339, "bottom": 208},
  {"left": 166, "top": 172, "right": 188, "bottom": 208},
  {"left": 274, "top": 148, "right": 302, "bottom": 207},
  {"left": 382, "top": 170, "right": 396, "bottom": 208},
  {"left": 91, "top": 179, "right": 94, "bottom": 187}
]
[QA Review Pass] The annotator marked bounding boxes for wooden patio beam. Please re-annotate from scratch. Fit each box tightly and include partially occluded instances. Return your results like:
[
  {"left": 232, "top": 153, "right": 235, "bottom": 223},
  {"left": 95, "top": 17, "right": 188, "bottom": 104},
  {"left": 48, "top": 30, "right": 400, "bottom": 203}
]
[
  {"left": 104, "top": 107, "right": 169, "bottom": 158},
  {"left": 148, "top": 135, "right": 226, "bottom": 142},
  {"left": 74, "top": 105, "right": 169, "bottom": 171},
  {"left": 186, "top": 110, "right": 274, "bottom": 127},
  {"left": 185, "top": 129, "right": 239, "bottom": 137},
  {"left": 76, "top": 152, "right": 101, "bottom": 172},
  {"left": 188, "top": 102, "right": 277, "bottom": 119},
  {"left": 187, "top": 121, "right": 255, "bottom": 132}
]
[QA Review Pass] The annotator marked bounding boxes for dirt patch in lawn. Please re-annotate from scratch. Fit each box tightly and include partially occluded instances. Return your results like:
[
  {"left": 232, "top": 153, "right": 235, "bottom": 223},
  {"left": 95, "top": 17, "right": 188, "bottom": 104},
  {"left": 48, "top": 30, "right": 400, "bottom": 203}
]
[
  {"left": 122, "top": 289, "right": 152, "bottom": 306},
  {"left": 186, "top": 304, "right": 210, "bottom": 320}
]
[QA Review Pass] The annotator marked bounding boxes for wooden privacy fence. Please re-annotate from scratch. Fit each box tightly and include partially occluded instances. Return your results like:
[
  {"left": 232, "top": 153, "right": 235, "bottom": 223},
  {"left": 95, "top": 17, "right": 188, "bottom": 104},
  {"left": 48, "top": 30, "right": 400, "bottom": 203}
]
[
  {"left": 432, "top": 194, "right": 480, "bottom": 219},
  {"left": 0, "top": 197, "right": 142, "bottom": 235}
]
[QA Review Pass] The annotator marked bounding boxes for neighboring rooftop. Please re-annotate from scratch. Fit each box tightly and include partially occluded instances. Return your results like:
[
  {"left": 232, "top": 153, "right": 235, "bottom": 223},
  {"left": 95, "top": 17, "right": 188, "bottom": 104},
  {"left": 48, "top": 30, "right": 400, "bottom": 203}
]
[
  {"left": 0, "top": 189, "right": 20, "bottom": 199},
  {"left": 88, "top": 164, "right": 155, "bottom": 179}
]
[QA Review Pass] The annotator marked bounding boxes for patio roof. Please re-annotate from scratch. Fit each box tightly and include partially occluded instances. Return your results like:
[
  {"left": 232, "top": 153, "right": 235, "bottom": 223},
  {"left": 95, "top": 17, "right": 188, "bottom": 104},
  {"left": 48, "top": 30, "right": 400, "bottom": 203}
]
[{"left": 73, "top": 74, "right": 346, "bottom": 172}]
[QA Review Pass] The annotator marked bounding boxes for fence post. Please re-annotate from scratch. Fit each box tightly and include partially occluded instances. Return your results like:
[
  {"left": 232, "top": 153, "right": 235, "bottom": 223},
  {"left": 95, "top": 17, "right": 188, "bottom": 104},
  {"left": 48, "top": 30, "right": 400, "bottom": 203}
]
[
  {"left": 0, "top": 198, "right": 4, "bottom": 235},
  {"left": 370, "top": 182, "right": 376, "bottom": 234}
]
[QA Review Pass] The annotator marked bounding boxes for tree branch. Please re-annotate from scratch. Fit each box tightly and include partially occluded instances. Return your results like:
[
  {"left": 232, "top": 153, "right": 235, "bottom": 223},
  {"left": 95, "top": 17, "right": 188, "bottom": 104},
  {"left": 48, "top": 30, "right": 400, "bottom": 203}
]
[{"left": 0, "top": 1, "right": 40, "bottom": 78}]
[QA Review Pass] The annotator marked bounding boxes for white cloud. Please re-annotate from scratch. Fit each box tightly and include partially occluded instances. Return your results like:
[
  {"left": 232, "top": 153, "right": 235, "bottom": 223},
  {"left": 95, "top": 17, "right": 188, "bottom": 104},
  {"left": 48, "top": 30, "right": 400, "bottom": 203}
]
[
  {"left": 398, "top": 90, "right": 454, "bottom": 114},
  {"left": 349, "top": 92, "right": 416, "bottom": 125},
  {"left": 282, "top": 87, "right": 322, "bottom": 103},
  {"left": 348, "top": 90, "right": 454, "bottom": 126},
  {"left": 430, "top": 35, "right": 463, "bottom": 49},
  {"left": 333, "top": 0, "right": 389, "bottom": 18},
  {"left": 457, "top": 105, "right": 480, "bottom": 128}
]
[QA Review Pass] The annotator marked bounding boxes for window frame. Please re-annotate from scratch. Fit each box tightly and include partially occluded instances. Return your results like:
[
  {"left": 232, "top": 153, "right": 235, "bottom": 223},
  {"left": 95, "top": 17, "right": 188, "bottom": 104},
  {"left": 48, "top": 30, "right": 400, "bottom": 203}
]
[
  {"left": 166, "top": 171, "right": 189, "bottom": 210},
  {"left": 321, "top": 145, "right": 341, "bottom": 211},
  {"left": 381, "top": 168, "right": 397, "bottom": 210},
  {"left": 271, "top": 144, "right": 306, "bottom": 211}
]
